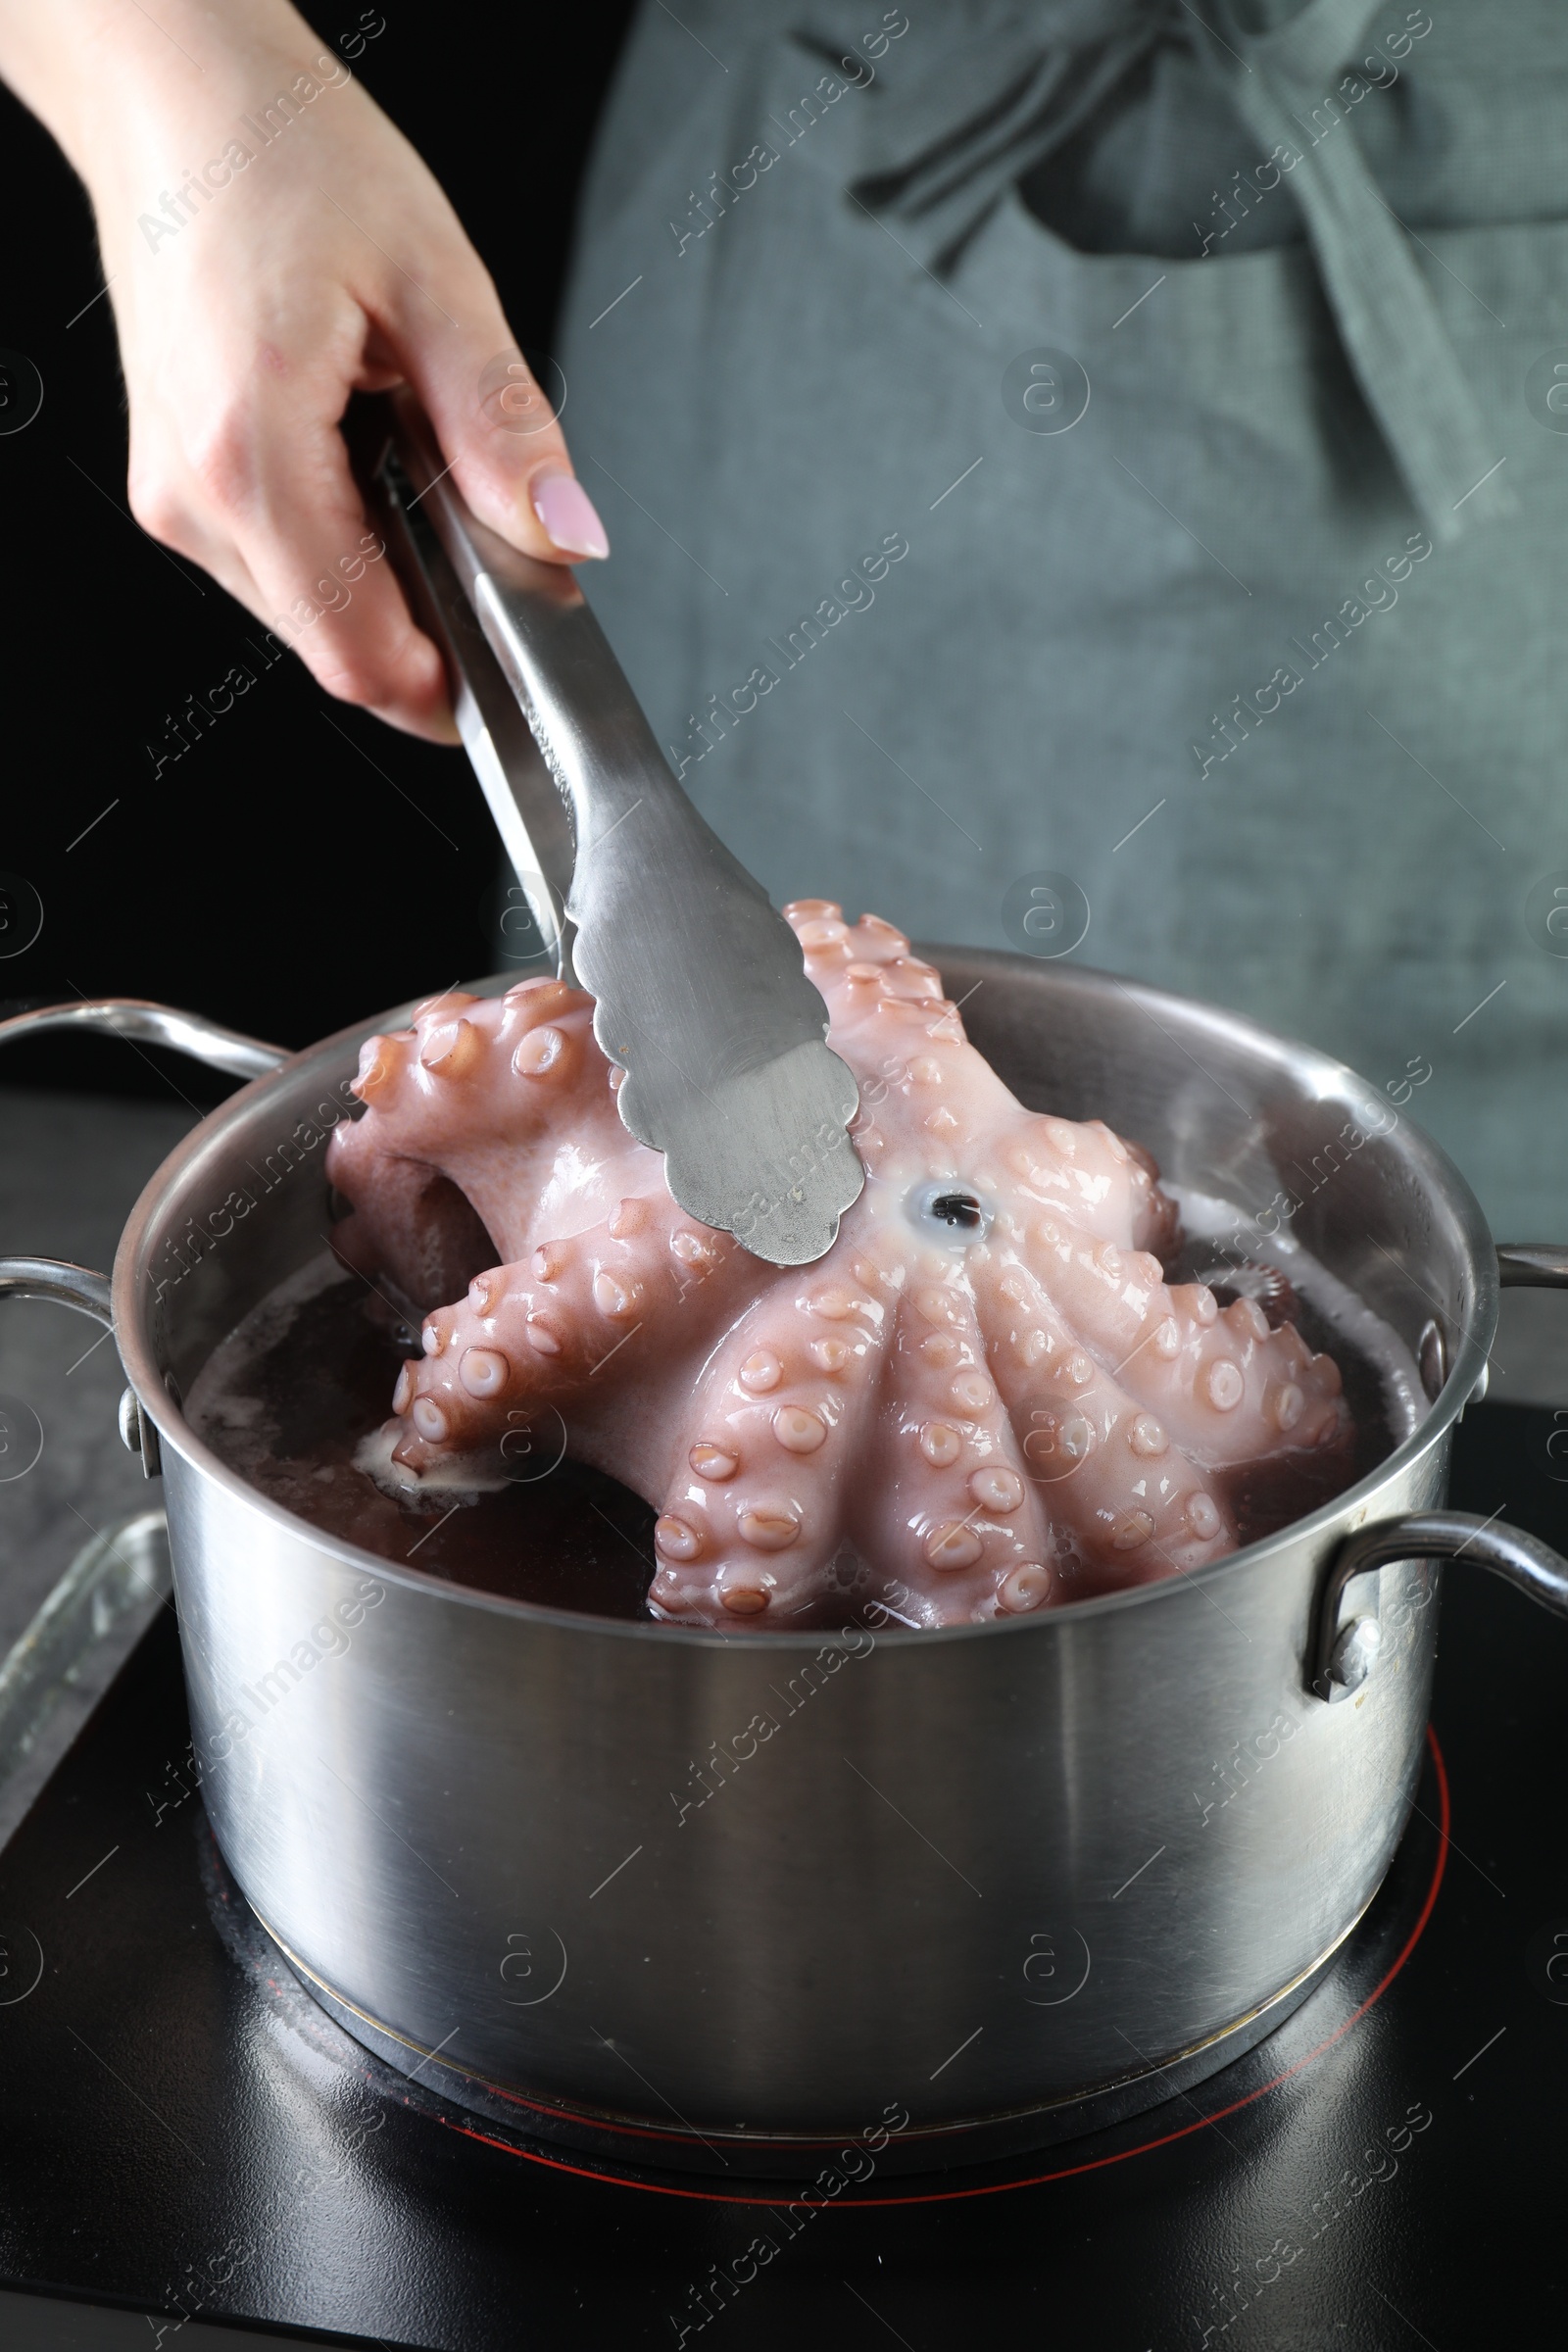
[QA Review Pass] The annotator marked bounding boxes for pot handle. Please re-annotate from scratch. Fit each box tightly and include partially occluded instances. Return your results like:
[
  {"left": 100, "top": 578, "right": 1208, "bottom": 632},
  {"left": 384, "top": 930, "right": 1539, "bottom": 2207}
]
[
  {"left": 1311, "top": 1239, "right": 1568, "bottom": 1698},
  {"left": 0, "top": 998, "right": 286, "bottom": 1079},
  {"left": 0, "top": 1254, "right": 161, "bottom": 1476},
  {"left": 1309, "top": 1512, "right": 1568, "bottom": 1702},
  {"left": 1496, "top": 1243, "right": 1568, "bottom": 1287},
  {"left": 0, "top": 1005, "right": 284, "bottom": 1480}
]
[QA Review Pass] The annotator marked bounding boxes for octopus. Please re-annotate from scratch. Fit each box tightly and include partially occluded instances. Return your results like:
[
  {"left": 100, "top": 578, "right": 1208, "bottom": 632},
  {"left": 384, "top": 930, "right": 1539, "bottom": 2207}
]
[{"left": 325, "top": 903, "right": 1349, "bottom": 1628}]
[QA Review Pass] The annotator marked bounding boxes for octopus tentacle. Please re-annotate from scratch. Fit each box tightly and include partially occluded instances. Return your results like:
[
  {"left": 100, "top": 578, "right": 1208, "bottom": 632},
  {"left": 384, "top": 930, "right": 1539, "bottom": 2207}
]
[
  {"left": 998, "top": 1116, "right": 1178, "bottom": 1260},
  {"left": 386, "top": 1195, "right": 750, "bottom": 1488},
  {"left": 328, "top": 977, "right": 631, "bottom": 1310},
  {"left": 649, "top": 1250, "right": 894, "bottom": 1623},
  {"left": 1003, "top": 1210, "right": 1348, "bottom": 1468},
  {"left": 971, "top": 1253, "right": 1230, "bottom": 1590},
  {"left": 852, "top": 1274, "right": 1054, "bottom": 1626},
  {"left": 1097, "top": 1271, "right": 1345, "bottom": 1463}
]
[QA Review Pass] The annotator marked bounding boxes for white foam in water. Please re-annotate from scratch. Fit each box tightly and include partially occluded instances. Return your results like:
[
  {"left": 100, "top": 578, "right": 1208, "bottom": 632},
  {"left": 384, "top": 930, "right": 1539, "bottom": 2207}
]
[
  {"left": 354, "top": 1418, "right": 512, "bottom": 1501},
  {"left": 1172, "top": 1186, "right": 1426, "bottom": 1446}
]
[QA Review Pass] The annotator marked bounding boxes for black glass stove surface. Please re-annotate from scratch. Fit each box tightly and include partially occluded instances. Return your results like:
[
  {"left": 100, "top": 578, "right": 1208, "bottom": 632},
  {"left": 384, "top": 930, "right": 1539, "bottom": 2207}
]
[{"left": 1, "top": 1401, "right": 1564, "bottom": 2350}]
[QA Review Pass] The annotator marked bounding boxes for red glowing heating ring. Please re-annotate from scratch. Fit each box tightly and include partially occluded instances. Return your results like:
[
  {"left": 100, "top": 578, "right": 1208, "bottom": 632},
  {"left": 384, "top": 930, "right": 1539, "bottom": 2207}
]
[{"left": 435, "top": 1725, "right": 1453, "bottom": 2207}]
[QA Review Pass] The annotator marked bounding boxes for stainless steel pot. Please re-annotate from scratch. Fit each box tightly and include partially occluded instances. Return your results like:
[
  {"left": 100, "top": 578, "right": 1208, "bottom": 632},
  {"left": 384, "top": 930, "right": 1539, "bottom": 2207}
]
[{"left": 5, "top": 956, "right": 1568, "bottom": 2179}]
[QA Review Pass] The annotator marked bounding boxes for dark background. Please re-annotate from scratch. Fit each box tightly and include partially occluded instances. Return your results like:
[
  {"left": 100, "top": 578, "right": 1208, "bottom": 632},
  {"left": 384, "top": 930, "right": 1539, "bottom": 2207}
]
[{"left": 0, "top": 4, "right": 638, "bottom": 1104}]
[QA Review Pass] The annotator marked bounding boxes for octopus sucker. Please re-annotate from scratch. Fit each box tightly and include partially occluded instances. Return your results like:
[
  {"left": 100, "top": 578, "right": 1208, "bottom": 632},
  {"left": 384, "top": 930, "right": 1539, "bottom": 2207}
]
[{"left": 325, "top": 902, "right": 1353, "bottom": 1628}]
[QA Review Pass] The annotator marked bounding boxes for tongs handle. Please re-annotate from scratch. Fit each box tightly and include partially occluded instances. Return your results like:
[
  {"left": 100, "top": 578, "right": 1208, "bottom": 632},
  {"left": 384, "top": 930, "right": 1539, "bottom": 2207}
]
[
  {"left": 352, "top": 391, "right": 864, "bottom": 1266},
  {"left": 354, "top": 392, "right": 577, "bottom": 974}
]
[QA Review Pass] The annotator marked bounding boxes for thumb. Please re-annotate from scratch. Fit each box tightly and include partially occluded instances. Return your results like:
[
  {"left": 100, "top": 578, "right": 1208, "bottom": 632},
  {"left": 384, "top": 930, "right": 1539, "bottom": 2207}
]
[{"left": 399, "top": 324, "right": 610, "bottom": 567}]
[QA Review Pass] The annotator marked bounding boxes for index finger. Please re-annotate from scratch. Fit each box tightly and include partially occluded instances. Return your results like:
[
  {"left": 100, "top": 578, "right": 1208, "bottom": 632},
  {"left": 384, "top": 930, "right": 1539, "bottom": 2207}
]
[{"left": 377, "top": 273, "right": 610, "bottom": 565}]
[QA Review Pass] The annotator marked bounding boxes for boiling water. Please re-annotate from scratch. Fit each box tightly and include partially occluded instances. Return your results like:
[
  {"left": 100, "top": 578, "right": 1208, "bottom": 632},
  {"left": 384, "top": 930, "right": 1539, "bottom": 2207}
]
[
  {"left": 187, "top": 1253, "right": 658, "bottom": 1619},
  {"left": 185, "top": 1212, "right": 1425, "bottom": 1626}
]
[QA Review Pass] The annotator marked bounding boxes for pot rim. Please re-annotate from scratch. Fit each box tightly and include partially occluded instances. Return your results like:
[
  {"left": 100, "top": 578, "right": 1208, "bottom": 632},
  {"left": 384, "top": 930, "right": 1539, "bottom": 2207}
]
[{"left": 111, "top": 954, "right": 1496, "bottom": 1650}]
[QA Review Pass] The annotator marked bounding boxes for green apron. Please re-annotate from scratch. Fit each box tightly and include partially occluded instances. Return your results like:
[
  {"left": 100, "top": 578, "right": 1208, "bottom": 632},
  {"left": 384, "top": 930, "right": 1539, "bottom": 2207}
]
[{"left": 560, "top": 0, "right": 1568, "bottom": 1238}]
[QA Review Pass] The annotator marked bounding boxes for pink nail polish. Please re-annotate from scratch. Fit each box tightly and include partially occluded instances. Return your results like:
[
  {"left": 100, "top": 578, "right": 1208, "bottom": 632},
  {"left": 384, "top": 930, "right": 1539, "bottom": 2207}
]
[{"left": 531, "top": 471, "right": 610, "bottom": 559}]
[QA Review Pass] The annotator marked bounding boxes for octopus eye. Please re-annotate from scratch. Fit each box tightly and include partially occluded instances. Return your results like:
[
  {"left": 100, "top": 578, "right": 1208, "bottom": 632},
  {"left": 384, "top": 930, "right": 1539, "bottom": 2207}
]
[{"left": 907, "top": 1180, "right": 993, "bottom": 1246}]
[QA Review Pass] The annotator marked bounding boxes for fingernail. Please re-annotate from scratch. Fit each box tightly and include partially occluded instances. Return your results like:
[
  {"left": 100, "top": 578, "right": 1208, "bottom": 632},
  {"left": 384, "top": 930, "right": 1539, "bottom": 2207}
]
[{"left": 530, "top": 469, "right": 610, "bottom": 559}]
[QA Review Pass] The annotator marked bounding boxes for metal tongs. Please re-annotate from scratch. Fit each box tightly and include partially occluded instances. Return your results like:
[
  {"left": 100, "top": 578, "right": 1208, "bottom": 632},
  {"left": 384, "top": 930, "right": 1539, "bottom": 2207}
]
[{"left": 353, "top": 390, "right": 862, "bottom": 1268}]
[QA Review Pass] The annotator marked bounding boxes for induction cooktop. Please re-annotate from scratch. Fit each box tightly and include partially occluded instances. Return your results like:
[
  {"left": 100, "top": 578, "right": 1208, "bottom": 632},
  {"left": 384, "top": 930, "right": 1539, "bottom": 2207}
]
[{"left": 0, "top": 1400, "right": 1563, "bottom": 2349}]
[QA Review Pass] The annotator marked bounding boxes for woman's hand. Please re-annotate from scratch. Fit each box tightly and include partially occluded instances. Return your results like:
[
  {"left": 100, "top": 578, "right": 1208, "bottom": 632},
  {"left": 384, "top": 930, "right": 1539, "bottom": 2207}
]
[{"left": 0, "top": 0, "right": 609, "bottom": 740}]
